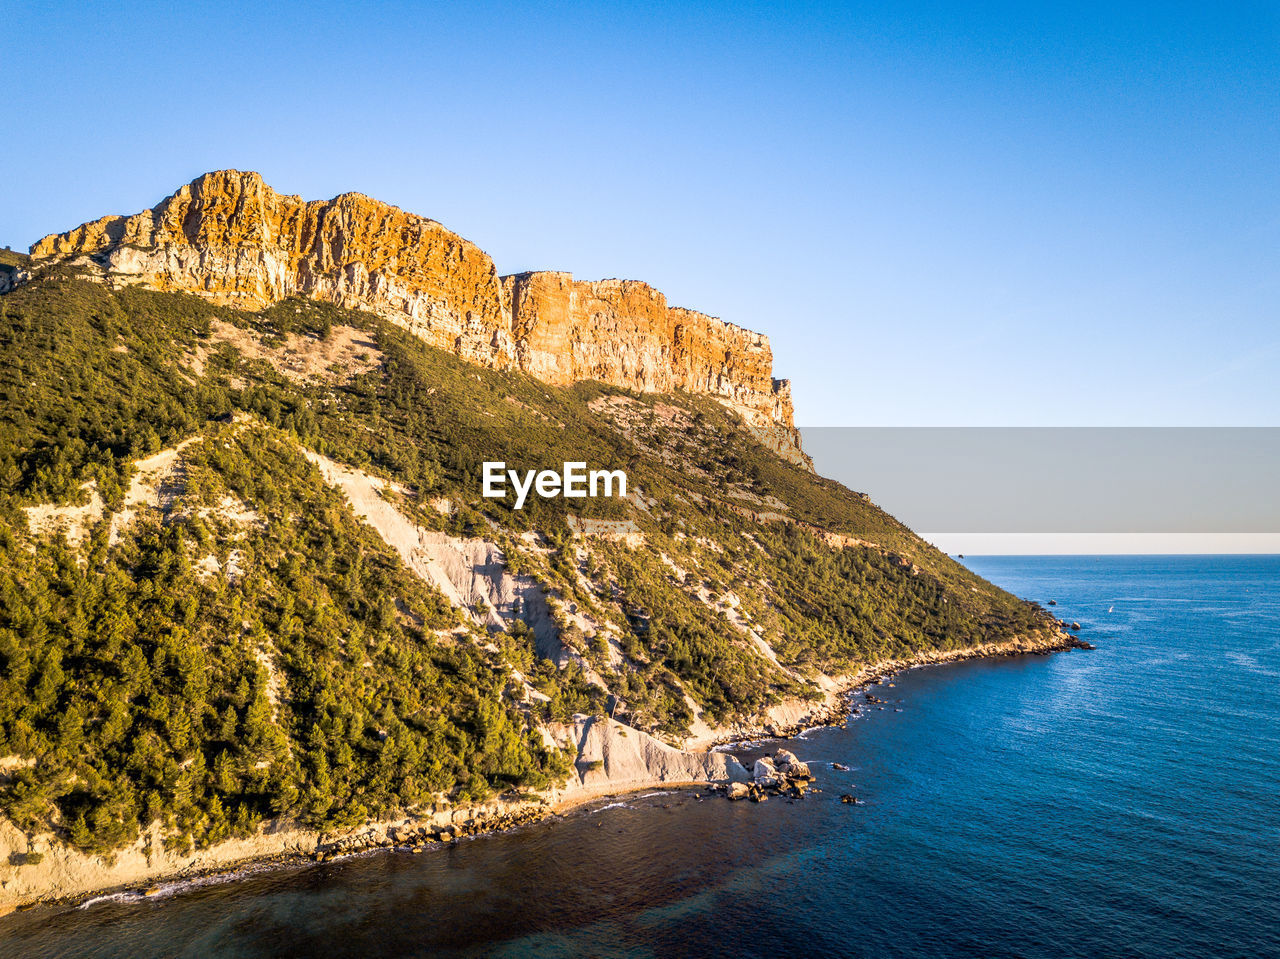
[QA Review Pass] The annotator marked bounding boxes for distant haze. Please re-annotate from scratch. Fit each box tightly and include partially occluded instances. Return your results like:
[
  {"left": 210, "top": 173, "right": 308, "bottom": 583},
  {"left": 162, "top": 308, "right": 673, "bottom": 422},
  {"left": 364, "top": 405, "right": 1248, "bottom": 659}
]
[{"left": 804, "top": 428, "right": 1280, "bottom": 554}]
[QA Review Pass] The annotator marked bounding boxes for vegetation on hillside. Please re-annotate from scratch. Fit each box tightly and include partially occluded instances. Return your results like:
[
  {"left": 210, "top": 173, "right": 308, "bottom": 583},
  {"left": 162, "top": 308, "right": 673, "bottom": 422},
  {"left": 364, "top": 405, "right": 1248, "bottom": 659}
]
[{"left": 0, "top": 269, "right": 1050, "bottom": 855}]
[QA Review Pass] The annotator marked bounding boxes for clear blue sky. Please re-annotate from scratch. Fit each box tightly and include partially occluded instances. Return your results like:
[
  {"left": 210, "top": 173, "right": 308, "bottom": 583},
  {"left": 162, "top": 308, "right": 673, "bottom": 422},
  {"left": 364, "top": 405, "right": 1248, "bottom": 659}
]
[{"left": 2, "top": 1, "right": 1276, "bottom": 427}]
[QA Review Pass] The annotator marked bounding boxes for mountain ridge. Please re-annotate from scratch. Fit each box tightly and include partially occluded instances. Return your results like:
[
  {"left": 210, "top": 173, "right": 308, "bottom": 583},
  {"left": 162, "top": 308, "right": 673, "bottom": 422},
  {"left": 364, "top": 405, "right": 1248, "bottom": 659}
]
[{"left": 26, "top": 170, "right": 805, "bottom": 464}]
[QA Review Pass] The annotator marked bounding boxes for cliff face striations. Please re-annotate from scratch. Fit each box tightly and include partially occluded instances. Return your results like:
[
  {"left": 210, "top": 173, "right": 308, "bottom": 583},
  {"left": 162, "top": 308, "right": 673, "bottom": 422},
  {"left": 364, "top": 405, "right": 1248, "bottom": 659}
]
[
  {"left": 503, "top": 271, "right": 795, "bottom": 430},
  {"left": 30, "top": 170, "right": 804, "bottom": 461},
  {"left": 30, "top": 171, "right": 513, "bottom": 367}
]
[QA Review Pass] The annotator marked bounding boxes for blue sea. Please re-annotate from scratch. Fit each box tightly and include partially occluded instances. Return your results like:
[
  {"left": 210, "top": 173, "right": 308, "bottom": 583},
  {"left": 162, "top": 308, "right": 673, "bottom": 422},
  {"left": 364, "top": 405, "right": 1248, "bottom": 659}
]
[{"left": 2, "top": 556, "right": 1277, "bottom": 958}]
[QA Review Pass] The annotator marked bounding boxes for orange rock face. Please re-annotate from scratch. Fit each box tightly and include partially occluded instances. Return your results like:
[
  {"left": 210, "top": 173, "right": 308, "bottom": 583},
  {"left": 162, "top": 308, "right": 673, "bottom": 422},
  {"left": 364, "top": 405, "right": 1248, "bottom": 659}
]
[
  {"left": 30, "top": 171, "right": 513, "bottom": 366},
  {"left": 30, "top": 170, "right": 803, "bottom": 460},
  {"left": 504, "top": 272, "right": 793, "bottom": 431}
]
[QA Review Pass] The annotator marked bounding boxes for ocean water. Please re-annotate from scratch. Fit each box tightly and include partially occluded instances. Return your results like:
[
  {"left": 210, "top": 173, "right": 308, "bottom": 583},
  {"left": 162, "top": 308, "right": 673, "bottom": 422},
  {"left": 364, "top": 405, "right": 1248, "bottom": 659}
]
[{"left": 2, "top": 555, "right": 1277, "bottom": 958}]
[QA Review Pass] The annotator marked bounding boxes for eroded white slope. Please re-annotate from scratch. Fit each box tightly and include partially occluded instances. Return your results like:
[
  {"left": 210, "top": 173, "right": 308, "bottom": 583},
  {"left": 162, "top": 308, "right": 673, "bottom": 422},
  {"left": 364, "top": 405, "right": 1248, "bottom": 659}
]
[{"left": 303, "top": 450, "right": 560, "bottom": 657}]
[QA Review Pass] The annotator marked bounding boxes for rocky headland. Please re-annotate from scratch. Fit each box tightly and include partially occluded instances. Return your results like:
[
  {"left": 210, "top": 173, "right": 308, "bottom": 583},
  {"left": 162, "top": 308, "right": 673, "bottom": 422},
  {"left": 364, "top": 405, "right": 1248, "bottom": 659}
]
[
  {"left": 0, "top": 171, "right": 1083, "bottom": 913},
  {"left": 27, "top": 170, "right": 806, "bottom": 465}
]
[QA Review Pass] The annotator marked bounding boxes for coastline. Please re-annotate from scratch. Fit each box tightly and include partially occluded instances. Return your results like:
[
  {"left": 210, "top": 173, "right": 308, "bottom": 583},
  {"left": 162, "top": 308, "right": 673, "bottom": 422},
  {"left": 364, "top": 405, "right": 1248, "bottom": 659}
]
[
  {"left": 690, "top": 625, "right": 1088, "bottom": 748},
  {"left": 0, "top": 627, "right": 1087, "bottom": 915}
]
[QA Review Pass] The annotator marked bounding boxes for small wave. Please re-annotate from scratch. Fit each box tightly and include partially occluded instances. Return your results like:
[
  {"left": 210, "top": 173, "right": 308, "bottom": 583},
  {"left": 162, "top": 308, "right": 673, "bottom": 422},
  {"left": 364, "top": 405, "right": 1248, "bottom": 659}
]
[
  {"left": 637, "top": 791, "right": 671, "bottom": 799},
  {"left": 1225, "top": 651, "right": 1280, "bottom": 678},
  {"left": 713, "top": 739, "right": 763, "bottom": 751},
  {"left": 596, "top": 801, "right": 632, "bottom": 812},
  {"left": 79, "top": 864, "right": 275, "bottom": 909},
  {"left": 795, "top": 723, "right": 829, "bottom": 738},
  {"left": 79, "top": 891, "right": 146, "bottom": 909}
]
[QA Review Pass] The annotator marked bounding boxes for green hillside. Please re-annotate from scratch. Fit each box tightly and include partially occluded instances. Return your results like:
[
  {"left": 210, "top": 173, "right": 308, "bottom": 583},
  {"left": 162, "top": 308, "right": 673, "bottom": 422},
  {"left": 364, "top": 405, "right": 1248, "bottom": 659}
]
[{"left": 0, "top": 268, "right": 1052, "bottom": 856}]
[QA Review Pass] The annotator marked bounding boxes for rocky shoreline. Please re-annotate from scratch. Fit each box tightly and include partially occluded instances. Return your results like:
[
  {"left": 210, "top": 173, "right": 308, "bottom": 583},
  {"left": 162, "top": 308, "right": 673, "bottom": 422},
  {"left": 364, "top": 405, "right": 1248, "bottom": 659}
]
[
  {"left": 0, "top": 627, "right": 1091, "bottom": 915},
  {"left": 706, "top": 626, "right": 1092, "bottom": 746},
  {"left": 699, "top": 628, "right": 1093, "bottom": 806}
]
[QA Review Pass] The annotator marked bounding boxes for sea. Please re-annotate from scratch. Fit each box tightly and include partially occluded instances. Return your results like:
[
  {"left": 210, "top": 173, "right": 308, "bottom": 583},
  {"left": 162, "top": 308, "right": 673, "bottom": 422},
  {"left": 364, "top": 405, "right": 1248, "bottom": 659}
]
[{"left": 1, "top": 555, "right": 1277, "bottom": 958}]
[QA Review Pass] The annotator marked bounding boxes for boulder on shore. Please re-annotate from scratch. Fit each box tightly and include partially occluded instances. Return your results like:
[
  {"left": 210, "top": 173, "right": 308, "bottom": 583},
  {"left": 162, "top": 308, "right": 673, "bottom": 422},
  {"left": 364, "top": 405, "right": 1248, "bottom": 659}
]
[
  {"left": 752, "top": 757, "right": 778, "bottom": 785},
  {"left": 773, "top": 749, "right": 812, "bottom": 780}
]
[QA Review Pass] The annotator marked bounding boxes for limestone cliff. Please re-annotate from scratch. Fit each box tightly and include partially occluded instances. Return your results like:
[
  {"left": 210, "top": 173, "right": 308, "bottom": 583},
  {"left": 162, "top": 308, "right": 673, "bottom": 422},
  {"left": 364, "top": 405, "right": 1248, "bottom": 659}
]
[
  {"left": 29, "top": 170, "right": 805, "bottom": 462},
  {"left": 30, "top": 171, "right": 513, "bottom": 367},
  {"left": 503, "top": 271, "right": 794, "bottom": 431}
]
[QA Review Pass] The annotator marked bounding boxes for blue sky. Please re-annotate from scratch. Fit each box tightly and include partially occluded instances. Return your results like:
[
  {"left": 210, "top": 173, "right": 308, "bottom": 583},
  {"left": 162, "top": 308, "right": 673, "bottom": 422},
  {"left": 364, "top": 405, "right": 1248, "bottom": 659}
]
[{"left": 2, "top": 1, "right": 1276, "bottom": 427}]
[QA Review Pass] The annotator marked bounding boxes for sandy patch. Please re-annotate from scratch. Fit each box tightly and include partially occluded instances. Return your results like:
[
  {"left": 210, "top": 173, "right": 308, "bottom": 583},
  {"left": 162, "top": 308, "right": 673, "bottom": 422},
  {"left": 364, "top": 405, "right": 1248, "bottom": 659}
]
[
  {"left": 566, "top": 515, "right": 644, "bottom": 549},
  {"left": 107, "top": 438, "right": 197, "bottom": 545},
  {"left": 188, "top": 320, "right": 382, "bottom": 385},
  {"left": 193, "top": 495, "right": 262, "bottom": 535},
  {"left": 193, "top": 548, "right": 249, "bottom": 585},
  {"left": 254, "top": 645, "right": 286, "bottom": 723},
  {"left": 23, "top": 483, "right": 105, "bottom": 549},
  {"left": 0, "top": 756, "right": 36, "bottom": 778}
]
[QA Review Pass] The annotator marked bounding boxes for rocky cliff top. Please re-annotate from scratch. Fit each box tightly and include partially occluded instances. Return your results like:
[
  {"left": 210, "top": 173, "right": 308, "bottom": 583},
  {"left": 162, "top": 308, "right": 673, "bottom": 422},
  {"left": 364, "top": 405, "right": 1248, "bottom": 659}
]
[{"left": 30, "top": 171, "right": 803, "bottom": 458}]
